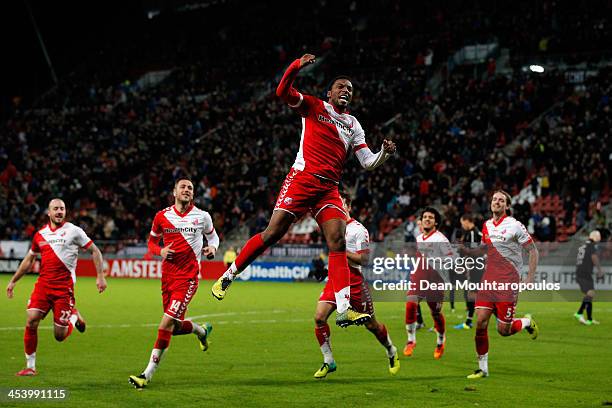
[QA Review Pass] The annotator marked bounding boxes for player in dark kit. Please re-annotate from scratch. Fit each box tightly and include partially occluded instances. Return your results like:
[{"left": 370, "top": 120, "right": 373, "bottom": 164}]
[
  {"left": 212, "top": 54, "right": 396, "bottom": 328},
  {"left": 574, "top": 230, "right": 604, "bottom": 325},
  {"left": 453, "top": 214, "right": 483, "bottom": 330}
]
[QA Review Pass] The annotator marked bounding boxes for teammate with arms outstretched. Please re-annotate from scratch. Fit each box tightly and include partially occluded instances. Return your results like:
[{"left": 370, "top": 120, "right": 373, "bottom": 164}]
[
  {"left": 212, "top": 54, "right": 396, "bottom": 327},
  {"left": 404, "top": 207, "right": 454, "bottom": 359},
  {"left": 6, "top": 198, "right": 107, "bottom": 376},
  {"left": 464, "top": 190, "right": 539, "bottom": 379},
  {"left": 313, "top": 193, "right": 399, "bottom": 378},
  {"left": 129, "top": 178, "right": 219, "bottom": 389}
]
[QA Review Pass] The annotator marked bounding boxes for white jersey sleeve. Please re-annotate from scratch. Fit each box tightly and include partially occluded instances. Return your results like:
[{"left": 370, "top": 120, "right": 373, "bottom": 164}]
[
  {"left": 351, "top": 120, "right": 391, "bottom": 170},
  {"left": 514, "top": 220, "right": 533, "bottom": 246},
  {"left": 203, "top": 211, "right": 219, "bottom": 250},
  {"left": 73, "top": 226, "right": 93, "bottom": 248}
]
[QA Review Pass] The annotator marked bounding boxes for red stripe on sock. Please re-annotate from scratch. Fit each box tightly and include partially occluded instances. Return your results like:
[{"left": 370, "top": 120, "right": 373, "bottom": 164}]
[
  {"left": 428, "top": 302, "right": 445, "bottom": 335},
  {"left": 405, "top": 302, "right": 418, "bottom": 324},
  {"left": 328, "top": 251, "right": 350, "bottom": 294},
  {"left": 24, "top": 327, "right": 37, "bottom": 355},
  {"left": 234, "top": 233, "right": 266, "bottom": 271},
  {"left": 510, "top": 319, "right": 522, "bottom": 334},
  {"left": 375, "top": 323, "right": 389, "bottom": 345},
  {"left": 475, "top": 328, "right": 489, "bottom": 355},
  {"left": 154, "top": 329, "right": 172, "bottom": 349}
]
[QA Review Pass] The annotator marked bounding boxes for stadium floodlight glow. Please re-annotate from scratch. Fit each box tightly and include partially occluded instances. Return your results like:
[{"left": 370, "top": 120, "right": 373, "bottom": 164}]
[{"left": 529, "top": 65, "right": 545, "bottom": 73}]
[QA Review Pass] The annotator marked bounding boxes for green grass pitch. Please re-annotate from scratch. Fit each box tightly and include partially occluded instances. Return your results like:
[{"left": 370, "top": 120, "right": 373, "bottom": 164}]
[{"left": 1, "top": 275, "right": 611, "bottom": 407}]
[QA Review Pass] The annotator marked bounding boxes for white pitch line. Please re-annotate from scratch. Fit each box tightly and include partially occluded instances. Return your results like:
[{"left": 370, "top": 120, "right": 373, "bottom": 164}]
[{"left": 0, "top": 310, "right": 290, "bottom": 331}]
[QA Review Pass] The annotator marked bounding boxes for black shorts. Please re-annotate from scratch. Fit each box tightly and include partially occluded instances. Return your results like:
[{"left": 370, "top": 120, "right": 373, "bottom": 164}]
[
  {"left": 468, "top": 268, "right": 484, "bottom": 285},
  {"left": 577, "top": 276, "right": 594, "bottom": 293}
]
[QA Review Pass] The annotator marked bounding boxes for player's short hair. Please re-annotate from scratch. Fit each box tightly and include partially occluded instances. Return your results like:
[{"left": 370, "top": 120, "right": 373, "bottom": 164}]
[
  {"left": 174, "top": 177, "right": 194, "bottom": 188},
  {"left": 492, "top": 189, "right": 513, "bottom": 215},
  {"left": 589, "top": 230, "right": 602, "bottom": 242},
  {"left": 460, "top": 213, "right": 474, "bottom": 223},
  {"left": 48, "top": 198, "right": 66, "bottom": 209},
  {"left": 420, "top": 207, "right": 441, "bottom": 226},
  {"left": 327, "top": 75, "right": 353, "bottom": 92}
]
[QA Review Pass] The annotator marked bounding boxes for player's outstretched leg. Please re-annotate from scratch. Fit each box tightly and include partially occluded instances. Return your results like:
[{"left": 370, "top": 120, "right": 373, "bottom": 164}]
[
  {"left": 404, "top": 301, "right": 418, "bottom": 356},
  {"left": 365, "top": 319, "right": 399, "bottom": 375},
  {"left": 313, "top": 323, "right": 337, "bottom": 378},
  {"left": 468, "top": 308, "right": 490, "bottom": 379},
  {"left": 521, "top": 315, "right": 539, "bottom": 339},
  {"left": 500, "top": 314, "right": 538, "bottom": 339},
  {"left": 429, "top": 301, "right": 446, "bottom": 359},
  {"left": 70, "top": 308, "right": 86, "bottom": 333},
  {"left": 314, "top": 303, "right": 337, "bottom": 379},
  {"left": 212, "top": 211, "right": 294, "bottom": 300},
  {"left": 16, "top": 311, "right": 42, "bottom": 376},
  {"left": 172, "top": 320, "right": 213, "bottom": 351},
  {"left": 318, "top": 215, "right": 370, "bottom": 327},
  {"left": 129, "top": 328, "right": 172, "bottom": 389}
]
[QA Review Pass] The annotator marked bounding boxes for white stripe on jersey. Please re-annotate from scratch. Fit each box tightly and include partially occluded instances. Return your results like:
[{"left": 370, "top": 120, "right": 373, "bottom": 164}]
[
  {"left": 36, "top": 222, "right": 91, "bottom": 283},
  {"left": 483, "top": 216, "right": 532, "bottom": 274},
  {"left": 162, "top": 207, "right": 214, "bottom": 262}
]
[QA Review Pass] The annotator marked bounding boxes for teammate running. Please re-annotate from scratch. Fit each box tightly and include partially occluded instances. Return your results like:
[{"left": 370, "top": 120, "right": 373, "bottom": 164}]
[
  {"left": 129, "top": 178, "right": 219, "bottom": 389},
  {"left": 404, "top": 207, "right": 454, "bottom": 359},
  {"left": 313, "top": 193, "right": 399, "bottom": 378},
  {"left": 465, "top": 190, "right": 539, "bottom": 379},
  {"left": 6, "top": 198, "right": 107, "bottom": 376}
]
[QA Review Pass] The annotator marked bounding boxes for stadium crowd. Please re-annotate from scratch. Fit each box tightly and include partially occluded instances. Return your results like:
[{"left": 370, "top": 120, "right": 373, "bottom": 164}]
[{"left": 1, "top": 0, "right": 610, "bottom": 246}]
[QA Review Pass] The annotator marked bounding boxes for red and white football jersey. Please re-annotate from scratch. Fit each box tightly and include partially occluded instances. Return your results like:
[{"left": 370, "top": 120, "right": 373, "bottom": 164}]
[
  {"left": 291, "top": 94, "right": 374, "bottom": 182},
  {"left": 29, "top": 222, "right": 93, "bottom": 286},
  {"left": 416, "top": 230, "right": 454, "bottom": 259},
  {"left": 346, "top": 218, "right": 370, "bottom": 272},
  {"left": 481, "top": 215, "right": 533, "bottom": 283},
  {"left": 150, "top": 204, "right": 217, "bottom": 280}
]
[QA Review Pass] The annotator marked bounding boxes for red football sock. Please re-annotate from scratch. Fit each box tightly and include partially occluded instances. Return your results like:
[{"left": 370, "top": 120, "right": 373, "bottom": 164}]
[
  {"left": 65, "top": 323, "right": 74, "bottom": 338},
  {"left": 510, "top": 319, "right": 523, "bottom": 334},
  {"left": 428, "top": 302, "right": 445, "bottom": 335},
  {"left": 372, "top": 323, "right": 392, "bottom": 349},
  {"left": 24, "top": 327, "right": 37, "bottom": 355},
  {"left": 173, "top": 320, "right": 193, "bottom": 335},
  {"left": 328, "top": 251, "right": 350, "bottom": 294},
  {"left": 234, "top": 233, "right": 266, "bottom": 271},
  {"left": 315, "top": 324, "right": 331, "bottom": 347},
  {"left": 154, "top": 329, "right": 172, "bottom": 349},
  {"left": 405, "top": 302, "right": 418, "bottom": 324},
  {"left": 475, "top": 327, "right": 489, "bottom": 355}
]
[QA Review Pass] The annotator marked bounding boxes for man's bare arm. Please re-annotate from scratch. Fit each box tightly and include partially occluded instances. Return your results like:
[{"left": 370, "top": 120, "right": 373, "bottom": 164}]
[{"left": 6, "top": 252, "right": 37, "bottom": 299}]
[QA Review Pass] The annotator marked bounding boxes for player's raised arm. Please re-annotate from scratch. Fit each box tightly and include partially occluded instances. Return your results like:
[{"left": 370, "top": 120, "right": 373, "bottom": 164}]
[
  {"left": 86, "top": 243, "right": 107, "bottom": 293},
  {"left": 353, "top": 137, "right": 396, "bottom": 171},
  {"left": 6, "top": 251, "right": 37, "bottom": 298},
  {"left": 276, "top": 54, "right": 315, "bottom": 107}
]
